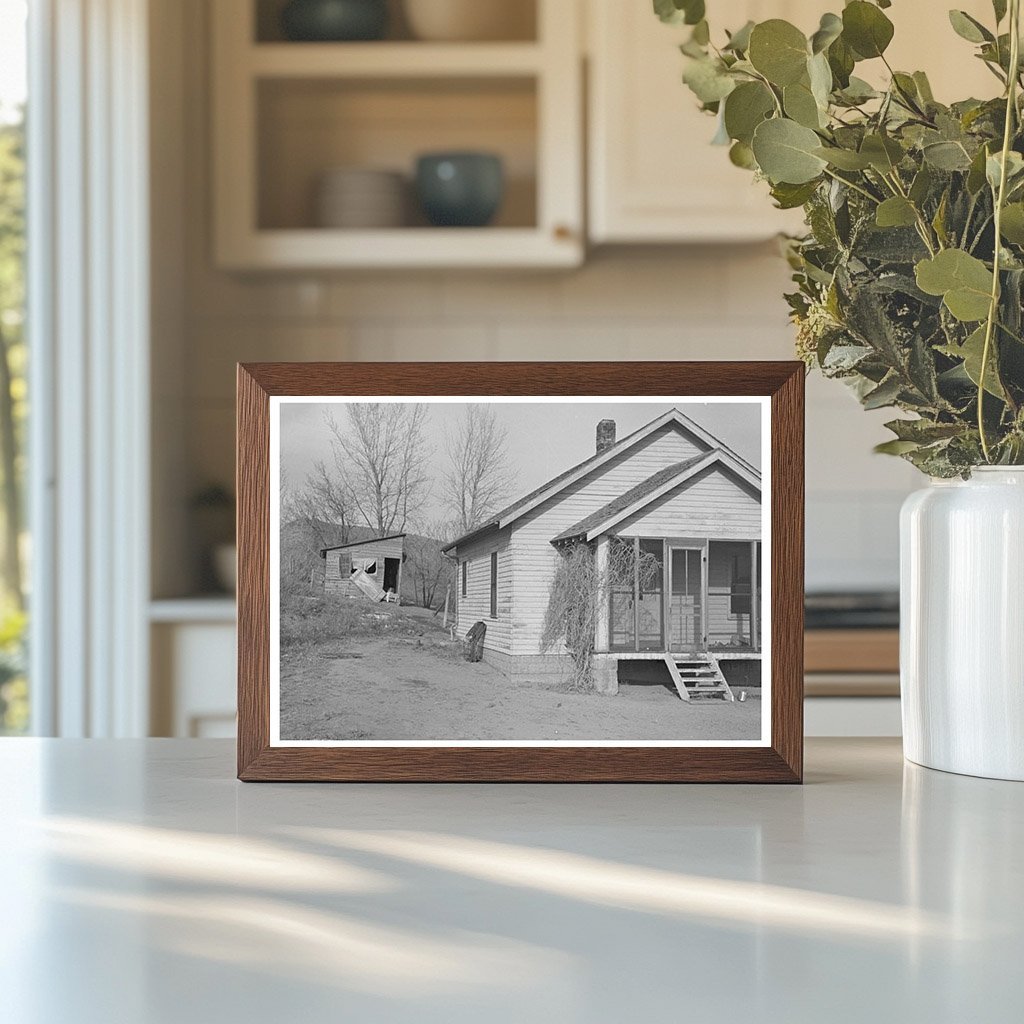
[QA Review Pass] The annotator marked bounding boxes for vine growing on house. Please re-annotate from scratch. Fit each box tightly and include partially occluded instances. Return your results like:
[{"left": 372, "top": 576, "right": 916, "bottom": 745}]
[{"left": 541, "top": 541, "right": 661, "bottom": 692}]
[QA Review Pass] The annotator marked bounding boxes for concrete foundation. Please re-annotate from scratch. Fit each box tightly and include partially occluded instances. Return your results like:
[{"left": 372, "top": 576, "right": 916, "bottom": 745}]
[{"left": 592, "top": 656, "right": 619, "bottom": 695}]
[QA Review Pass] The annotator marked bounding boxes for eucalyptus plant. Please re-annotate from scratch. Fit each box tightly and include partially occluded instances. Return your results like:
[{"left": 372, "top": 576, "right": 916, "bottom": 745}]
[{"left": 657, "top": 0, "right": 1024, "bottom": 475}]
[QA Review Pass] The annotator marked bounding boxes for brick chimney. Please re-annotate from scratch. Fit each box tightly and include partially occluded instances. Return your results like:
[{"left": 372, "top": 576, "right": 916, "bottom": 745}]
[{"left": 596, "top": 419, "right": 617, "bottom": 455}]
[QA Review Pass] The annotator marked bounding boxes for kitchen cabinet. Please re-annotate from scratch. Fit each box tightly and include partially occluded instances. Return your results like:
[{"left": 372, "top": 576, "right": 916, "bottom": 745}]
[
  {"left": 150, "top": 600, "right": 237, "bottom": 737},
  {"left": 586, "top": 0, "right": 998, "bottom": 244},
  {"left": 211, "top": 0, "right": 583, "bottom": 269},
  {"left": 587, "top": 0, "right": 813, "bottom": 243}
]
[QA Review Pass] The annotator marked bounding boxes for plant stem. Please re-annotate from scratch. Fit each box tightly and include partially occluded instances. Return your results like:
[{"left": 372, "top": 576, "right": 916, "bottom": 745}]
[
  {"left": 884, "top": 171, "right": 939, "bottom": 254},
  {"left": 979, "top": 0, "right": 1021, "bottom": 462},
  {"left": 822, "top": 167, "right": 881, "bottom": 205}
]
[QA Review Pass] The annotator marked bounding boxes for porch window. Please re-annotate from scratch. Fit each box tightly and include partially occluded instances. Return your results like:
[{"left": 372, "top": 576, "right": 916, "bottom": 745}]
[{"left": 707, "top": 541, "right": 760, "bottom": 650}]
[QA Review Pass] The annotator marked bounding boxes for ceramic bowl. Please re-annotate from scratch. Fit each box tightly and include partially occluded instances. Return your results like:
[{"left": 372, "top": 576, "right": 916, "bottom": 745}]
[
  {"left": 403, "top": 0, "right": 534, "bottom": 42},
  {"left": 316, "top": 168, "right": 407, "bottom": 228},
  {"left": 281, "top": 0, "right": 388, "bottom": 42},
  {"left": 415, "top": 152, "right": 504, "bottom": 228}
]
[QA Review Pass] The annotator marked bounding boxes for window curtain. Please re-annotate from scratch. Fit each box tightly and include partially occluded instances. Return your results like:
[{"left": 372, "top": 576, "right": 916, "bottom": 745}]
[{"left": 29, "top": 0, "right": 150, "bottom": 736}]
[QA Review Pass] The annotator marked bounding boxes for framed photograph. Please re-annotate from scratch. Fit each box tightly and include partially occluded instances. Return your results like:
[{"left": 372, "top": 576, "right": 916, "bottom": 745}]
[{"left": 237, "top": 362, "right": 804, "bottom": 782}]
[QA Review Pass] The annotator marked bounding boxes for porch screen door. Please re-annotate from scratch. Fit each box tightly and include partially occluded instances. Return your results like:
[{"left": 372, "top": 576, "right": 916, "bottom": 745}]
[
  {"left": 669, "top": 547, "right": 704, "bottom": 650},
  {"left": 637, "top": 540, "right": 664, "bottom": 651},
  {"left": 608, "top": 539, "right": 635, "bottom": 651}
]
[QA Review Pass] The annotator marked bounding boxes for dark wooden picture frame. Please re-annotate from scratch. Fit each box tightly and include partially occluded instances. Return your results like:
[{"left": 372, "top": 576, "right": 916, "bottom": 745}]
[{"left": 237, "top": 362, "right": 804, "bottom": 782}]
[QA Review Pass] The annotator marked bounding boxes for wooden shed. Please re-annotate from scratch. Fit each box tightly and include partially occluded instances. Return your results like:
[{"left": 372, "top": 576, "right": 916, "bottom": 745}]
[{"left": 320, "top": 534, "right": 405, "bottom": 602}]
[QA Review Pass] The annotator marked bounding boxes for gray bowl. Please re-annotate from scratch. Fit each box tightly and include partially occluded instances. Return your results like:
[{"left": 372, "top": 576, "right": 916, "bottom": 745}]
[
  {"left": 280, "top": 0, "right": 388, "bottom": 42},
  {"left": 415, "top": 152, "right": 505, "bottom": 228}
]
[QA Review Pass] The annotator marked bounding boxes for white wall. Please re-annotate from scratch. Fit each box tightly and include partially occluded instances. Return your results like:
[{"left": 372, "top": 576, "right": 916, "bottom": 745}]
[{"left": 159, "top": 0, "right": 921, "bottom": 599}]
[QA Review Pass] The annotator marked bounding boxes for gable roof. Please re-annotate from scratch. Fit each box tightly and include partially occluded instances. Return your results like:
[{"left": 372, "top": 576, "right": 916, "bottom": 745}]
[
  {"left": 320, "top": 533, "right": 405, "bottom": 556},
  {"left": 551, "top": 450, "right": 760, "bottom": 545},
  {"left": 442, "top": 408, "right": 759, "bottom": 553}
]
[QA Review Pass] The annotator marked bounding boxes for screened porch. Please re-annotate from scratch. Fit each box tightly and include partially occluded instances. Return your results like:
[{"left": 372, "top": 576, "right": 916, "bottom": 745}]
[{"left": 605, "top": 536, "right": 761, "bottom": 655}]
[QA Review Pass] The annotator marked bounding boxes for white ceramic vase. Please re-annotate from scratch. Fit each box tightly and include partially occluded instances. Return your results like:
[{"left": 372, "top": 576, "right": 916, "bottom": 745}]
[{"left": 900, "top": 467, "right": 1024, "bottom": 781}]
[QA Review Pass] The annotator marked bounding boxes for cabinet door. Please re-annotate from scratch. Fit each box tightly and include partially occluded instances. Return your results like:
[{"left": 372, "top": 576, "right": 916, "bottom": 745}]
[
  {"left": 587, "top": 0, "right": 997, "bottom": 244},
  {"left": 587, "top": 0, "right": 809, "bottom": 243}
]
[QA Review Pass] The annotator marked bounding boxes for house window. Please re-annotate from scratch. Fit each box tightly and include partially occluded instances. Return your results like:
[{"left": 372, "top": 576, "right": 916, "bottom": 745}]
[
  {"left": 489, "top": 551, "right": 498, "bottom": 618},
  {"left": 338, "top": 553, "right": 351, "bottom": 576},
  {"left": 461, "top": 560, "right": 467, "bottom": 597},
  {"left": 352, "top": 558, "right": 377, "bottom": 576}
]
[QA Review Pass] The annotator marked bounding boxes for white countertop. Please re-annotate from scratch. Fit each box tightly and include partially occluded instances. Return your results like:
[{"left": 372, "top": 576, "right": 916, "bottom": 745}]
[{"left": 1, "top": 738, "right": 1020, "bottom": 1023}]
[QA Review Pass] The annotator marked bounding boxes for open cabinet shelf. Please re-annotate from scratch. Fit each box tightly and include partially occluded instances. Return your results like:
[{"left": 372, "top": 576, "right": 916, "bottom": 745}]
[
  {"left": 249, "top": 42, "right": 546, "bottom": 77},
  {"left": 212, "top": 0, "right": 582, "bottom": 269}
]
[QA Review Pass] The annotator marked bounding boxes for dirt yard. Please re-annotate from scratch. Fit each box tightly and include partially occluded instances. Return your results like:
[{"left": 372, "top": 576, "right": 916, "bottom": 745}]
[{"left": 279, "top": 601, "right": 761, "bottom": 742}]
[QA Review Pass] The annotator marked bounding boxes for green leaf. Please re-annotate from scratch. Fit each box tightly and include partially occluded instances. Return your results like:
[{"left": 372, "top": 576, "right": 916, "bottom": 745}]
[
  {"left": 837, "top": 76, "right": 879, "bottom": 104},
  {"left": 808, "top": 51, "right": 833, "bottom": 109},
  {"left": 784, "top": 80, "right": 824, "bottom": 129},
  {"left": 729, "top": 140, "right": 757, "bottom": 170},
  {"left": 1000, "top": 203, "right": 1024, "bottom": 244},
  {"left": 751, "top": 118, "right": 828, "bottom": 184},
  {"left": 909, "top": 164, "right": 933, "bottom": 205},
  {"left": 860, "top": 133, "right": 904, "bottom": 173},
  {"left": 842, "top": 1, "right": 895, "bottom": 59},
  {"left": 724, "top": 20, "right": 755, "bottom": 53},
  {"left": 723, "top": 81, "right": 775, "bottom": 144},
  {"left": 885, "top": 418, "right": 964, "bottom": 443},
  {"left": 932, "top": 190, "right": 950, "bottom": 246},
  {"left": 875, "top": 439, "right": 922, "bottom": 456},
  {"left": 993, "top": 0, "right": 1008, "bottom": 24},
  {"left": 915, "top": 249, "right": 994, "bottom": 322},
  {"left": 771, "top": 180, "right": 820, "bottom": 209},
  {"left": 913, "top": 71, "right": 935, "bottom": 104},
  {"left": 876, "top": 197, "right": 918, "bottom": 228},
  {"left": 923, "top": 140, "right": 972, "bottom": 171},
  {"left": 810, "top": 12, "right": 843, "bottom": 54},
  {"left": 939, "top": 326, "right": 1006, "bottom": 397},
  {"left": 967, "top": 144, "right": 991, "bottom": 193},
  {"left": 827, "top": 35, "right": 856, "bottom": 88},
  {"left": 653, "top": 0, "right": 705, "bottom": 26},
  {"left": 748, "top": 20, "right": 809, "bottom": 86},
  {"left": 986, "top": 150, "right": 1024, "bottom": 191},
  {"left": 948, "top": 10, "right": 994, "bottom": 44},
  {"left": 682, "top": 57, "right": 736, "bottom": 104},
  {"left": 862, "top": 374, "right": 903, "bottom": 409},
  {"left": 814, "top": 146, "right": 872, "bottom": 170}
]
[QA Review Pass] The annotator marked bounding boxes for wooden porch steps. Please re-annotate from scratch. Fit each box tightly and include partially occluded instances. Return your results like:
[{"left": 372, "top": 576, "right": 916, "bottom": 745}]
[{"left": 663, "top": 654, "right": 735, "bottom": 703}]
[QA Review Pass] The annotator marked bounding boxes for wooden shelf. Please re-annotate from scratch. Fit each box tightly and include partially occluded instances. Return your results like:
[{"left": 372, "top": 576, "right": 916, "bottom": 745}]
[
  {"left": 212, "top": 0, "right": 583, "bottom": 269},
  {"left": 805, "top": 629, "right": 900, "bottom": 675},
  {"left": 218, "top": 227, "right": 580, "bottom": 270},
  {"left": 249, "top": 42, "right": 544, "bottom": 79}
]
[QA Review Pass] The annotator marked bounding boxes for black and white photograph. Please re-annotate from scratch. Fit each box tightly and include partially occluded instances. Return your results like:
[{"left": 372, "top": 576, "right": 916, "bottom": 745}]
[{"left": 270, "top": 397, "right": 769, "bottom": 746}]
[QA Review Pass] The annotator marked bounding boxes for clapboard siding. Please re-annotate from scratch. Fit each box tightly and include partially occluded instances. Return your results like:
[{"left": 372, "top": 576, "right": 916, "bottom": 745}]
[
  {"left": 621, "top": 466, "right": 761, "bottom": 539},
  {"left": 454, "top": 532, "right": 513, "bottom": 655},
  {"left": 509, "top": 423, "right": 710, "bottom": 655},
  {"left": 323, "top": 536, "right": 405, "bottom": 599}
]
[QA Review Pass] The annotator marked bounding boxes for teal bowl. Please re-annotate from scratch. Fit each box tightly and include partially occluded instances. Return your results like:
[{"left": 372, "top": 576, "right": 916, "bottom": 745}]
[
  {"left": 415, "top": 153, "right": 505, "bottom": 228},
  {"left": 281, "top": 0, "right": 388, "bottom": 42}
]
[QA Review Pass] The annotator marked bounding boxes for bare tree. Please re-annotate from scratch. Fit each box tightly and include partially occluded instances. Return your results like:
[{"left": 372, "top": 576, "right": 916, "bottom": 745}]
[
  {"left": 442, "top": 406, "right": 516, "bottom": 534},
  {"left": 328, "top": 403, "right": 431, "bottom": 534},
  {"left": 280, "top": 467, "right": 352, "bottom": 589},
  {"left": 405, "top": 519, "right": 456, "bottom": 609}
]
